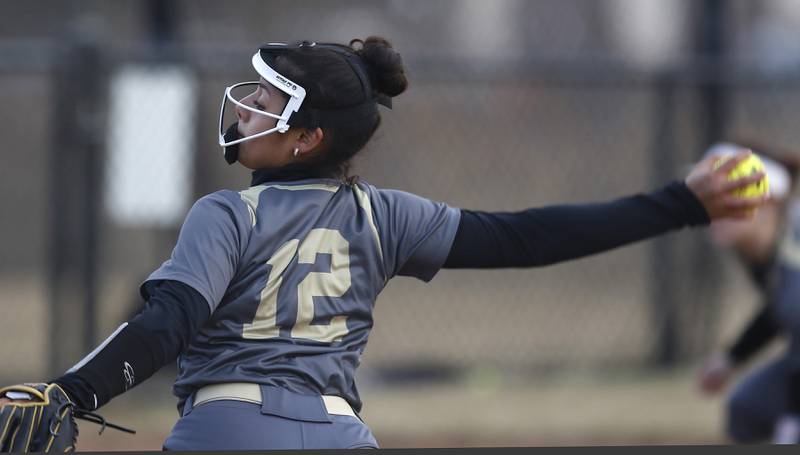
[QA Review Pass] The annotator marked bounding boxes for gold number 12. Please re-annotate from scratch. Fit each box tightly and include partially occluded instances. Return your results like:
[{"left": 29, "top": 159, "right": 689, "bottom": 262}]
[{"left": 243, "top": 228, "right": 351, "bottom": 343}]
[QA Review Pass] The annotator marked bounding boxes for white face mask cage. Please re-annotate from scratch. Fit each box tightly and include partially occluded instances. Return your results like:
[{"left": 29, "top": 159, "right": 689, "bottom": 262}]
[{"left": 218, "top": 52, "right": 307, "bottom": 148}]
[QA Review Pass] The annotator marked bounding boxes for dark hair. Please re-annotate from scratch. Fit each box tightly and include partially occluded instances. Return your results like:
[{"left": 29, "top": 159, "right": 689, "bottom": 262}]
[{"left": 273, "top": 36, "right": 408, "bottom": 178}]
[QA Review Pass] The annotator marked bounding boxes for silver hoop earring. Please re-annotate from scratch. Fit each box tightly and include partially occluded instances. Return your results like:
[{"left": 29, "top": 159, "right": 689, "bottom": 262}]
[{"left": 293, "top": 148, "right": 300, "bottom": 157}]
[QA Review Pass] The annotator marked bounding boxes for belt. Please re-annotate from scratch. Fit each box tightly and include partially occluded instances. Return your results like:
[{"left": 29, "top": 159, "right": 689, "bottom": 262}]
[{"left": 193, "top": 382, "right": 357, "bottom": 417}]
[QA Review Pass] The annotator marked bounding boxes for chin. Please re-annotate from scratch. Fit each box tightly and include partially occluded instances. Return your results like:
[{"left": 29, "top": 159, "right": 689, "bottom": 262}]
[
  {"left": 236, "top": 140, "right": 286, "bottom": 170},
  {"left": 235, "top": 146, "right": 258, "bottom": 170},
  {"left": 238, "top": 160, "right": 261, "bottom": 171}
]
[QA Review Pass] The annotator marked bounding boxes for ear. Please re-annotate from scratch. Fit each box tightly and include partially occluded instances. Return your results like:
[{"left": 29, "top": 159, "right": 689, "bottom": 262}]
[{"left": 295, "top": 128, "right": 325, "bottom": 156}]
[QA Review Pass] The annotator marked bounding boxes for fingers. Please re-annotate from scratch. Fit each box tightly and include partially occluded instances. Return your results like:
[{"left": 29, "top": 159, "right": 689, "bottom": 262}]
[
  {"left": 7, "top": 407, "right": 27, "bottom": 452},
  {"left": 698, "top": 378, "right": 715, "bottom": 394},
  {"left": 694, "top": 151, "right": 731, "bottom": 172},
  {"left": 0, "top": 405, "right": 19, "bottom": 452},
  {"left": 708, "top": 193, "right": 769, "bottom": 221},
  {"left": 695, "top": 154, "right": 719, "bottom": 170},
  {"left": 721, "top": 207, "right": 760, "bottom": 221},
  {"left": 697, "top": 363, "right": 730, "bottom": 395},
  {"left": 719, "top": 170, "right": 766, "bottom": 193},
  {"left": 721, "top": 193, "right": 769, "bottom": 211},
  {"left": 714, "top": 149, "right": 753, "bottom": 174},
  {"left": 10, "top": 406, "right": 36, "bottom": 453},
  {"left": 698, "top": 369, "right": 719, "bottom": 391},
  {"left": 700, "top": 379, "right": 723, "bottom": 395}
]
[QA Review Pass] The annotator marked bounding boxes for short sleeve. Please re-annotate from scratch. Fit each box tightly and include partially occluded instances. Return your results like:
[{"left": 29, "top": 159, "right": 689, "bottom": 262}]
[
  {"left": 141, "top": 191, "right": 250, "bottom": 313},
  {"left": 367, "top": 185, "right": 461, "bottom": 282}
]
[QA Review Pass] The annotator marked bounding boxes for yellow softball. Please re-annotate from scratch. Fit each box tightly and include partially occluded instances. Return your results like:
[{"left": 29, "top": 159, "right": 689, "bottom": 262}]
[{"left": 713, "top": 153, "right": 769, "bottom": 198}]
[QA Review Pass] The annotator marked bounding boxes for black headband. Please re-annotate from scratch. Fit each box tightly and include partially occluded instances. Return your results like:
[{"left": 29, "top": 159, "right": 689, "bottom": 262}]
[{"left": 258, "top": 41, "right": 391, "bottom": 129}]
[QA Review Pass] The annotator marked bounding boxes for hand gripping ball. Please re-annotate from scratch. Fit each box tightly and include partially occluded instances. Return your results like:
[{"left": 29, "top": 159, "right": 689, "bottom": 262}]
[{"left": 714, "top": 153, "right": 769, "bottom": 198}]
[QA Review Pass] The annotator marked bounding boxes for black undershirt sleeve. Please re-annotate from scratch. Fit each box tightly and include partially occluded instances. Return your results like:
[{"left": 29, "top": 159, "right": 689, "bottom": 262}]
[
  {"left": 727, "top": 303, "right": 780, "bottom": 365},
  {"left": 443, "top": 181, "right": 709, "bottom": 269},
  {"left": 790, "top": 371, "right": 800, "bottom": 415},
  {"left": 51, "top": 280, "right": 210, "bottom": 410}
]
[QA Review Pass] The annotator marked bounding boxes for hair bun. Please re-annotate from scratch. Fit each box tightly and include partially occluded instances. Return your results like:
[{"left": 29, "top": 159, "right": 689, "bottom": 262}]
[{"left": 351, "top": 36, "right": 408, "bottom": 98}]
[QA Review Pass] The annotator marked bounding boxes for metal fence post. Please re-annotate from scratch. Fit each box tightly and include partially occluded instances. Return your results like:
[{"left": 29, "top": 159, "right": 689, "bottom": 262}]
[
  {"left": 688, "top": 0, "right": 729, "bottom": 358},
  {"left": 47, "top": 25, "right": 107, "bottom": 376},
  {"left": 650, "top": 71, "right": 680, "bottom": 366}
]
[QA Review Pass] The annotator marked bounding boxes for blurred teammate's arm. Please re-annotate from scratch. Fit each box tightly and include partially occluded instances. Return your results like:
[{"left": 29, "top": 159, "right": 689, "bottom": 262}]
[
  {"left": 697, "top": 301, "right": 780, "bottom": 395},
  {"left": 443, "top": 181, "right": 707, "bottom": 268},
  {"left": 727, "top": 302, "right": 781, "bottom": 365},
  {"left": 51, "top": 280, "right": 209, "bottom": 410}
]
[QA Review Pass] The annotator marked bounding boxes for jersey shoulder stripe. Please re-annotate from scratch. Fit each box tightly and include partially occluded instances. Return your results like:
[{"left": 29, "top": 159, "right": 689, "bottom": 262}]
[
  {"left": 353, "top": 183, "right": 384, "bottom": 267},
  {"left": 238, "top": 182, "right": 342, "bottom": 228}
]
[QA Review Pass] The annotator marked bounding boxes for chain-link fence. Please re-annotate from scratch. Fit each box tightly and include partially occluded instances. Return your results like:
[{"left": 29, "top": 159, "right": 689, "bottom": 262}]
[{"left": 1, "top": 0, "right": 797, "bottom": 386}]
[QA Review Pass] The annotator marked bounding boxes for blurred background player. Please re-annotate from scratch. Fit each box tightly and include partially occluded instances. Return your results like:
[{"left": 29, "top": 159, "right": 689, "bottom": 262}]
[{"left": 697, "top": 141, "right": 800, "bottom": 444}]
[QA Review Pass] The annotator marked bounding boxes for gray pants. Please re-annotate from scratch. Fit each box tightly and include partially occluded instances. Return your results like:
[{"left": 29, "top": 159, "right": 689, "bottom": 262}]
[
  {"left": 726, "top": 355, "right": 790, "bottom": 443},
  {"left": 163, "top": 386, "right": 378, "bottom": 450}
]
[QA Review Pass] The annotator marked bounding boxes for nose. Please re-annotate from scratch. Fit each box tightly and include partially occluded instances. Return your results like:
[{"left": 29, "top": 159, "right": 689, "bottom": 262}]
[
  {"left": 235, "top": 91, "right": 255, "bottom": 122},
  {"left": 235, "top": 102, "right": 248, "bottom": 122}
]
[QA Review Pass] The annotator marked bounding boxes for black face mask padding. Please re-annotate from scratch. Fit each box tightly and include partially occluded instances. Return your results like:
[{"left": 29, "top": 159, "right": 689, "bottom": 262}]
[{"left": 223, "top": 123, "right": 242, "bottom": 165}]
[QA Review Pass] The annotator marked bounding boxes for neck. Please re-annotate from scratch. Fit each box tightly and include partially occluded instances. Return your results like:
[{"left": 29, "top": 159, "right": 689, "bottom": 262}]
[{"left": 250, "top": 162, "right": 339, "bottom": 186}]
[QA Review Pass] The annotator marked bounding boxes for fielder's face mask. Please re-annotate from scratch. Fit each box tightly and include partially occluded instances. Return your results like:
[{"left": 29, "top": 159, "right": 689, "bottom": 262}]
[{"left": 218, "top": 41, "right": 392, "bottom": 165}]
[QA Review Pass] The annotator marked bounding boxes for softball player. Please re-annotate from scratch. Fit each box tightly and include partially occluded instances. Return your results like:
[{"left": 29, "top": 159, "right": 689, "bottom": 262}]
[
  {"left": 697, "top": 143, "right": 800, "bottom": 444},
  {"left": 1, "top": 37, "right": 768, "bottom": 450}
]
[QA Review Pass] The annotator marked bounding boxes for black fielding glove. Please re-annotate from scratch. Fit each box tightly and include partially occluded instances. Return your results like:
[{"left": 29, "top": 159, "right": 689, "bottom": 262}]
[{"left": 0, "top": 383, "right": 135, "bottom": 452}]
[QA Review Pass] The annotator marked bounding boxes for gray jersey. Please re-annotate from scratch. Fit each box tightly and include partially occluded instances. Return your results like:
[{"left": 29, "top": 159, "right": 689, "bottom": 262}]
[{"left": 144, "top": 178, "right": 460, "bottom": 411}]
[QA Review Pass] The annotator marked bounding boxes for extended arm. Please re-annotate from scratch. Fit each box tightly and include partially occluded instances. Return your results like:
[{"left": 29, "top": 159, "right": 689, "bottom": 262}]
[{"left": 443, "top": 181, "right": 707, "bottom": 268}]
